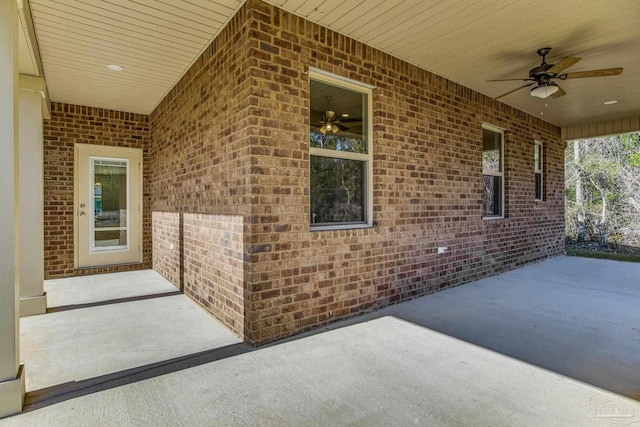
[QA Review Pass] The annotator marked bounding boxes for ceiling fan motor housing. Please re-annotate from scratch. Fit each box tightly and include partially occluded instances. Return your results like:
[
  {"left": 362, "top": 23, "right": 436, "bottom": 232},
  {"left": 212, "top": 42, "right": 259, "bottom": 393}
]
[{"left": 529, "top": 64, "right": 554, "bottom": 79}]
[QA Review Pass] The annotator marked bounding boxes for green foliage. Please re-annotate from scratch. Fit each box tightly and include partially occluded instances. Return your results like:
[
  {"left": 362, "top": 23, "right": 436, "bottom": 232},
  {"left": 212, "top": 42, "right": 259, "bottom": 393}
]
[
  {"left": 629, "top": 152, "right": 640, "bottom": 168},
  {"left": 565, "top": 186, "right": 576, "bottom": 200},
  {"left": 565, "top": 132, "right": 640, "bottom": 247}
]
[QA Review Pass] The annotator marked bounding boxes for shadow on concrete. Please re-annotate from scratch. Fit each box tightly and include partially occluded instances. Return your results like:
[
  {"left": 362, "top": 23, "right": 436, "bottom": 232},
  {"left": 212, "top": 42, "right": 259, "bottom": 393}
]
[
  {"left": 375, "top": 257, "right": 640, "bottom": 401},
  {"left": 386, "top": 310, "right": 640, "bottom": 402}
]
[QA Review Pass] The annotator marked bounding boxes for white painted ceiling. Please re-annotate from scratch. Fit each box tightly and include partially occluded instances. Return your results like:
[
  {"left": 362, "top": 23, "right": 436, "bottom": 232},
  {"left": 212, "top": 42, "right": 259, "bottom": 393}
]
[
  {"left": 21, "top": 0, "right": 640, "bottom": 127},
  {"left": 24, "top": 0, "right": 244, "bottom": 114}
]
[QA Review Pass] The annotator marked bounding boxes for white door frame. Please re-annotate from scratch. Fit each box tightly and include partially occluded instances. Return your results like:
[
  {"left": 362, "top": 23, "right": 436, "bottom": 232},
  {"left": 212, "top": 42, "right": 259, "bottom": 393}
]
[{"left": 74, "top": 144, "right": 143, "bottom": 268}]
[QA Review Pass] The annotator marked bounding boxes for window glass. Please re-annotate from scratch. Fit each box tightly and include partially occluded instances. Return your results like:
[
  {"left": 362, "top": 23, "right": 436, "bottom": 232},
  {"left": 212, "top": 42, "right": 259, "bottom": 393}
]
[
  {"left": 309, "top": 75, "right": 371, "bottom": 228},
  {"left": 310, "top": 80, "right": 367, "bottom": 151},
  {"left": 483, "top": 175, "right": 502, "bottom": 217},
  {"left": 535, "top": 141, "right": 543, "bottom": 201},
  {"left": 309, "top": 133, "right": 367, "bottom": 153},
  {"left": 92, "top": 158, "right": 128, "bottom": 249},
  {"left": 482, "top": 126, "right": 504, "bottom": 218},
  {"left": 482, "top": 128, "right": 502, "bottom": 172},
  {"left": 310, "top": 157, "right": 365, "bottom": 224}
]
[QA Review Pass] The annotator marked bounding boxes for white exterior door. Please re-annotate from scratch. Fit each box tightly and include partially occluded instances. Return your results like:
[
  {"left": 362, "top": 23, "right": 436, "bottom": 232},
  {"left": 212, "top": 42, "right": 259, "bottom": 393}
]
[{"left": 75, "top": 144, "right": 143, "bottom": 268}]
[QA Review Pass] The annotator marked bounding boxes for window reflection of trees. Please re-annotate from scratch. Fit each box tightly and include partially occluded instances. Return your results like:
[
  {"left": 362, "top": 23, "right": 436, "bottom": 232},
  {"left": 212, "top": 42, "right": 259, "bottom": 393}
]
[
  {"left": 310, "top": 132, "right": 365, "bottom": 224},
  {"left": 482, "top": 150, "right": 500, "bottom": 172},
  {"left": 310, "top": 132, "right": 366, "bottom": 153},
  {"left": 482, "top": 175, "right": 501, "bottom": 216}
]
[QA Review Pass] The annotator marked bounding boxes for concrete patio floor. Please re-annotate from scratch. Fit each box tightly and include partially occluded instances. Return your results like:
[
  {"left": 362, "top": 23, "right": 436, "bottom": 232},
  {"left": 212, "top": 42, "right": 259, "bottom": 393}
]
[
  {"left": 19, "top": 270, "right": 242, "bottom": 393},
  {"left": 382, "top": 255, "right": 640, "bottom": 400},
  {"left": 1, "top": 255, "right": 639, "bottom": 426}
]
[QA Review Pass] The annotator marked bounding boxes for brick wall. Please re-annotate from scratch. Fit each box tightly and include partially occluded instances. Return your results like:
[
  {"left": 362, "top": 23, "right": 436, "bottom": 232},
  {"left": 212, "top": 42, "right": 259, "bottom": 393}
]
[
  {"left": 149, "top": 4, "right": 253, "bottom": 335},
  {"left": 43, "top": 102, "right": 151, "bottom": 278},
  {"left": 183, "top": 214, "right": 245, "bottom": 337},
  {"left": 151, "top": 211, "right": 181, "bottom": 288},
  {"left": 149, "top": 0, "right": 564, "bottom": 345},
  {"left": 240, "top": 0, "right": 564, "bottom": 344}
]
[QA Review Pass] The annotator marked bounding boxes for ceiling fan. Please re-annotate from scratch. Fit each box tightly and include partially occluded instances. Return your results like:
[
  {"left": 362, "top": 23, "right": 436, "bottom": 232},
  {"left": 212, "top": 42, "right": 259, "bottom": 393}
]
[
  {"left": 488, "top": 47, "right": 623, "bottom": 101},
  {"left": 314, "top": 96, "right": 363, "bottom": 134},
  {"left": 318, "top": 110, "right": 349, "bottom": 134}
]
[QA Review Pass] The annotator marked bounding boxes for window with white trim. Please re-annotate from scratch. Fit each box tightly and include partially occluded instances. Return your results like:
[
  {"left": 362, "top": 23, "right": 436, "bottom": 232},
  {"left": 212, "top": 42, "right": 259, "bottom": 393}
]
[
  {"left": 309, "top": 71, "right": 373, "bottom": 230},
  {"left": 482, "top": 125, "right": 504, "bottom": 218},
  {"left": 534, "top": 141, "right": 543, "bottom": 201}
]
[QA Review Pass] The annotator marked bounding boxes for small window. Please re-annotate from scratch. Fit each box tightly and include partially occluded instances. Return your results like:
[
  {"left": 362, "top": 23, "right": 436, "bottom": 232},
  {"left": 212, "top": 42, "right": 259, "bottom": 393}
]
[
  {"left": 309, "top": 71, "right": 373, "bottom": 230},
  {"left": 482, "top": 125, "right": 504, "bottom": 218},
  {"left": 534, "top": 141, "right": 543, "bottom": 201}
]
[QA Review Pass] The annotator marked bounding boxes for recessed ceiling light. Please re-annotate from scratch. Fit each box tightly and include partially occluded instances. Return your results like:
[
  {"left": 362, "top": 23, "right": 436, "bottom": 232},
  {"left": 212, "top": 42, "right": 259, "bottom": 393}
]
[
  {"left": 106, "top": 64, "right": 124, "bottom": 71},
  {"left": 603, "top": 100, "right": 618, "bottom": 105},
  {"left": 341, "top": 113, "right": 349, "bottom": 118}
]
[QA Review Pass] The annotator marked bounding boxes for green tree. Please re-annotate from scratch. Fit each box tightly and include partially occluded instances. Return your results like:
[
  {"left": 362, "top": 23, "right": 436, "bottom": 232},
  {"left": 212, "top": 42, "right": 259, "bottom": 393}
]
[{"left": 565, "top": 132, "right": 640, "bottom": 248}]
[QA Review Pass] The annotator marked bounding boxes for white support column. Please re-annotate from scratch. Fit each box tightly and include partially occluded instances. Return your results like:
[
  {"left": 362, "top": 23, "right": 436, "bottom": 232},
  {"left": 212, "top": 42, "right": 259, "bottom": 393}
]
[
  {"left": 0, "top": 0, "right": 25, "bottom": 418},
  {"left": 19, "top": 81, "right": 46, "bottom": 317}
]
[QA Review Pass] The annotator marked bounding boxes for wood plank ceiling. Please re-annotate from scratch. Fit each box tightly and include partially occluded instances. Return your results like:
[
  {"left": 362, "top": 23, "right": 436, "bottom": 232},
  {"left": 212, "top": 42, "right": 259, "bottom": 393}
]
[
  {"left": 28, "top": 0, "right": 243, "bottom": 114},
  {"left": 26, "top": 0, "right": 640, "bottom": 128}
]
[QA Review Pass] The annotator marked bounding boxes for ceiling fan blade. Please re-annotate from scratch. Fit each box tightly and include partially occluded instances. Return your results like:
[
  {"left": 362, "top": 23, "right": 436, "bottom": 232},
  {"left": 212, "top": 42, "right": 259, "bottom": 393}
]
[
  {"left": 336, "top": 123, "right": 350, "bottom": 132},
  {"left": 486, "top": 78, "right": 532, "bottom": 82},
  {"left": 492, "top": 82, "right": 535, "bottom": 101},
  {"left": 547, "top": 56, "right": 581, "bottom": 74},
  {"left": 550, "top": 84, "right": 566, "bottom": 98},
  {"left": 563, "top": 67, "right": 623, "bottom": 79}
]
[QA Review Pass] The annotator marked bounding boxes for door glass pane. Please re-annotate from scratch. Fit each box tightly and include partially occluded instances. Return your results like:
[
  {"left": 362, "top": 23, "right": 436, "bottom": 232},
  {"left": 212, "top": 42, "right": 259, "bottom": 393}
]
[
  {"left": 94, "top": 230, "right": 127, "bottom": 247},
  {"left": 92, "top": 158, "right": 128, "bottom": 251}
]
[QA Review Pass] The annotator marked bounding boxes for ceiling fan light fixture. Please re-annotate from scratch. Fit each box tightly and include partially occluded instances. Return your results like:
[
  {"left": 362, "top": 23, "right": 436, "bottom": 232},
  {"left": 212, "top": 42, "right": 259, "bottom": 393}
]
[
  {"left": 530, "top": 82, "right": 559, "bottom": 99},
  {"left": 318, "top": 108, "right": 344, "bottom": 134},
  {"left": 319, "top": 122, "right": 340, "bottom": 134}
]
